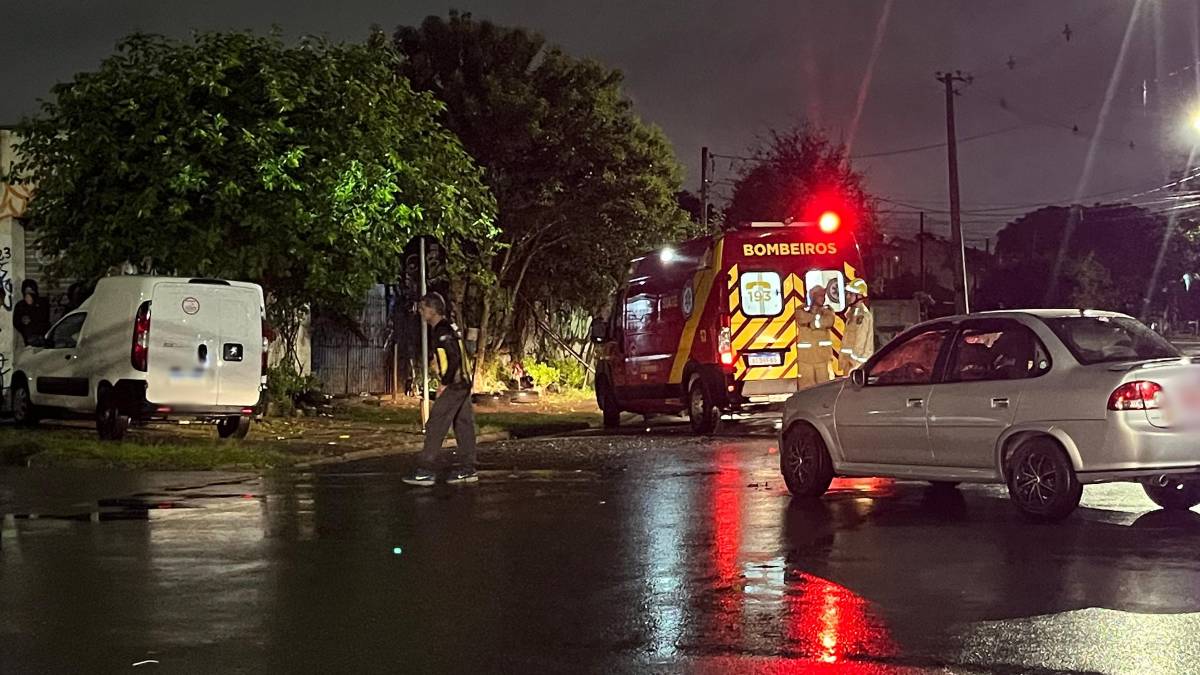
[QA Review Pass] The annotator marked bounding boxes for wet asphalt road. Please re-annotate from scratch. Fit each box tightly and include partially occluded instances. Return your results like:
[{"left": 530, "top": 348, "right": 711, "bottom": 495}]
[{"left": 3, "top": 423, "right": 1200, "bottom": 674}]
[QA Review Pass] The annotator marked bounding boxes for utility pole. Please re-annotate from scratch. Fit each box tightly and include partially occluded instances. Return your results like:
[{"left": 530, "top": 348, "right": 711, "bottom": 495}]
[
  {"left": 937, "top": 70, "right": 972, "bottom": 314},
  {"left": 700, "top": 146, "right": 710, "bottom": 231},
  {"left": 919, "top": 211, "right": 926, "bottom": 296}
]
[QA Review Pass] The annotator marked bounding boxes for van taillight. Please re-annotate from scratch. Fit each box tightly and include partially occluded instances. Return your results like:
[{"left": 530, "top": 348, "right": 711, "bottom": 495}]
[
  {"left": 261, "top": 319, "right": 270, "bottom": 376},
  {"left": 718, "top": 326, "right": 734, "bottom": 369},
  {"left": 132, "top": 301, "right": 151, "bottom": 372},
  {"left": 1108, "top": 381, "right": 1164, "bottom": 411}
]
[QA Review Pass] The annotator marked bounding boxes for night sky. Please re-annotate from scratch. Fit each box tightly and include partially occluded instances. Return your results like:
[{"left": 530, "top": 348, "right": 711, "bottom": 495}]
[{"left": 4, "top": 1, "right": 1198, "bottom": 245}]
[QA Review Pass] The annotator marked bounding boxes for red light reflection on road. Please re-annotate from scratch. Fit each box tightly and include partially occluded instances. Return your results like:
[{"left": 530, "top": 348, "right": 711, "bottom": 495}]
[
  {"left": 828, "top": 477, "right": 896, "bottom": 496},
  {"left": 786, "top": 572, "right": 894, "bottom": 664},
  {"left": 712, "top": 444, "right": 742, "bottom": 585}
]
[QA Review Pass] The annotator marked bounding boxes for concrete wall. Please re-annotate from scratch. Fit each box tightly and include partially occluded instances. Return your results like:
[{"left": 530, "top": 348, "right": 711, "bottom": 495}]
[{"left": 1, "top": 130, "right": 31, "bottom": 390}]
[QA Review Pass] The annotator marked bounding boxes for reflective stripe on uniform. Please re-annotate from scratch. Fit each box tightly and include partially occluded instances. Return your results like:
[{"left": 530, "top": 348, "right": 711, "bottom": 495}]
[
  {"left": 437, "top": 348, "right": 449, "bottom": 373},
  {"left": 798, "top": 342, "right": 814, "bottom": 348},
  {"left": 818, "top": 340, "right": 833, "bottom": 347}
]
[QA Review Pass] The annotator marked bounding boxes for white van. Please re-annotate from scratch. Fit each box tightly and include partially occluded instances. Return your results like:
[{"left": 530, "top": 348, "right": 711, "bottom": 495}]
[{"left": 10, "top": 276, "right": 266, "bottom": 440}]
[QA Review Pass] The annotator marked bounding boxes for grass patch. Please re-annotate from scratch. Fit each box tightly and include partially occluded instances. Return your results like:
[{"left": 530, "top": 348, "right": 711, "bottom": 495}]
[
  {"left": 336, "top": 400, "right": 598, "bottom": 439},
  {"left": 475, "top": 410, "right": 598, "bottom": 438},
  {"left": 0, "top": 428, "right": 300, "bottom": 470}
]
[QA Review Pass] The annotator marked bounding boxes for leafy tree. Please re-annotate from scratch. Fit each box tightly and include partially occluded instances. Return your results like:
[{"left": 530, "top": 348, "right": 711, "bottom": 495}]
[
  {"left": 13, "top": 31, "right": 496, "bottom": 369},
  {"left": 676, "top": 190, "right": 719, "bottom": 227},
  {"left": 394, "top": 12, "right": 693, "bottom": 372},
  {"left": 723, "top": 125, "right": 878, "bottom": 243},
  {"left": 982, "top": 204, "right": 1200, "bottom": 315}
]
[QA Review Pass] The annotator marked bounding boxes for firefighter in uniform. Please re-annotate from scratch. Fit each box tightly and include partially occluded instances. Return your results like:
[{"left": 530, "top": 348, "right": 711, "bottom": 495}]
[
  {"left": 839, "top": 278, "right": 875, "bottom": 375},
  {"left": 795, "top": 284, "right": 836, "bottom": 386}
]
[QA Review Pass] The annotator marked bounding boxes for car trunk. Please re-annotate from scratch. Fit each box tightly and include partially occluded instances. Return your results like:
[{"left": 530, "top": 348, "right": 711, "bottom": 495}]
[{"left": 146, "top": 282, "right": 261, "bottom": 408}]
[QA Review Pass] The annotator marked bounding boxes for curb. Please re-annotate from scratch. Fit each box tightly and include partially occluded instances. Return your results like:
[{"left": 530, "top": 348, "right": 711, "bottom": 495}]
[{"left": 293, "top": 431, "right": 512, "bottom": 469}]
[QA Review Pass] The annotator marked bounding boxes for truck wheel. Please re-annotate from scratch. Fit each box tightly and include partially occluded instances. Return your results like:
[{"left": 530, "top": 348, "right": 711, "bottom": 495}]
[
  {"left": 1142, "top": 477, "right": 1200, "bottom": 511},
  {"left": 96, "top": 389, "right": 130, "bottom": 441},
  {"left": 598, "top": 381, "right": 621, "bottom": 429},
  {"left": 12, "top": 379, "right": 39, "bottom": 428},
  {"left": 781, "top": 423, "right": 834, "bottom": 498},
  {"left": 217, "top": 416, "right": 252, "bottom": 440},
  {"left": 687, "top": 377, "right": 719, "bottom": 435},
  {"left": 1006, "top": 438, "right": 1082, "bottom": 522}
]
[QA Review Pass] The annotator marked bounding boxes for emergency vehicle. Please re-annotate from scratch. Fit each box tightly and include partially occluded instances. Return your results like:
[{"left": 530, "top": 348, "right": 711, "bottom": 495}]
[{"left": 591, "top": 209, "right": 866, "bottom": 433}]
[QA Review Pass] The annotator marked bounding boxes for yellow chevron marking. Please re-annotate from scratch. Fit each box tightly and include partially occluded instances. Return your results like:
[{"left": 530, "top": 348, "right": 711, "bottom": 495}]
[{"left": 668, "top": 239, "right": 725, "bottom": 384}]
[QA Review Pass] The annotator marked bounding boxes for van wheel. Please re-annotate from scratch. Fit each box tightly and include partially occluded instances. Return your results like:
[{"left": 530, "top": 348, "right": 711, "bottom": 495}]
[
  {"left": 96, "top": 390, "right": 130, "bottom": 441},
  {"left": 687, "top": 377, "right": 719, "bottom": 435},
  {"left": 12, "top": 379, "right": 39, "bottom": 427},
  {"left": 217, "top": 416, "right": 251, "bottom": 440},
  {"left": 1142, "top": 477, "right": 1200, "bottom": 511},
  {"left": 1006, "top": 438, "right": 1082, "bottom": 521},
  {"left": 597, "top": 380, "right": 621, "bottom": 429},
  {"left": 781, "top": 424, "right": 834, "bottom": 498}
]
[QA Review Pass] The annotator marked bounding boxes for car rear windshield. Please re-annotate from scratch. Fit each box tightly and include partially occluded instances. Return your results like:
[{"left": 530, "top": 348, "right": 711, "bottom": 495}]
[{"left": 1043, "top": 316, "right": 1179, "bottom": 365}]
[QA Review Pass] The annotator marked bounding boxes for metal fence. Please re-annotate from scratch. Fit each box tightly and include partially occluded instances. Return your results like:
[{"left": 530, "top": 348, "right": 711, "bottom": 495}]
[{"left": 311, "top": 285, "right": 394, "bottom": 396}]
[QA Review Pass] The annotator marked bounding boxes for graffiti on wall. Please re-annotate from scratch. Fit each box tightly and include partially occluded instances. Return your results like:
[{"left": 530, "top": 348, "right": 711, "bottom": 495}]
[{"left": 0, "top": 245, "right": 10, "bottom": 312}]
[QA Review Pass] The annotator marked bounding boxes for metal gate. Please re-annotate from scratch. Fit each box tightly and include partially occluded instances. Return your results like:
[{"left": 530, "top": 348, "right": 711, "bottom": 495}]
[{"left": 312, "top": 285, "right": 394, "bottom": 396}]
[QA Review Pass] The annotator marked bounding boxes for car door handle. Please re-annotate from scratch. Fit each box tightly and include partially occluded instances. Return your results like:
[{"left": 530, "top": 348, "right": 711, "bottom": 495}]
[
  {"left": 65, "top": 354, "right": 76, "bottom": 361},
  {"left": 906, "top": 398, "right": 924, "bottom": 408},
  {"left": 991, "top": 397, "right": 1010, "bottom": 409}
]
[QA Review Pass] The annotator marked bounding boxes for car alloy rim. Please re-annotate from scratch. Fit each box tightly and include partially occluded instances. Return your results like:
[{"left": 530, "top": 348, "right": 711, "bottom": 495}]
[
  {"left": 14, "top": 388, "right": 28, "bottom": 419},
  {"left": 1015, "top": 452, "right": 1059, "bottom": 508},
  {"left": 788, "top": 436, "right": 814, "bottom": 487}
]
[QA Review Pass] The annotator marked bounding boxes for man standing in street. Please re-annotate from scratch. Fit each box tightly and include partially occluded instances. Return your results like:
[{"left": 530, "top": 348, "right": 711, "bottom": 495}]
[
  {"left": 839, "top": 278, "right": 875, "bottom": 376},
  {"left": 403, "top": 293, "right": 478, "bottom": 486},
  {"left": 795, "top": 284, "right": 836, "bottom": 387}
]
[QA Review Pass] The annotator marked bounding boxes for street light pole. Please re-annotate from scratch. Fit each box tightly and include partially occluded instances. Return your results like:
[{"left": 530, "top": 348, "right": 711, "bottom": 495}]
[
  {"left": 419, "top": 236, "right": 429, "bottom": 429},
  {"left": 937, "top": 70, "right": 972, "bottom": 314}
]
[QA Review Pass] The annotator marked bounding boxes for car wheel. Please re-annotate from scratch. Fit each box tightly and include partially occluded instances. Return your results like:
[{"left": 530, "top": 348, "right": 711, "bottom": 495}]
[
  {"left": 1141, "top": 477, "right": 1200, "bottom": 511},
  {"left": 687, "top": 377, "right": 719, "bottom": 435},
  {"left": 12, "top": 379, "right": 39, "bottom": 427},
  {"left": 217, "top": 416, "right": 251, "bottom": 440},
  {"left": 96, "top": 389, "right": 130, "bottom": 441},
  {"left": 598, "top": 380, "right": 621, "bottom": 429},
  {"left": 781, "top": 423, "right": 834, "bottom": 498},
  {"left": 1006, "top": 438, "right": 1082, "bottom": 521}
]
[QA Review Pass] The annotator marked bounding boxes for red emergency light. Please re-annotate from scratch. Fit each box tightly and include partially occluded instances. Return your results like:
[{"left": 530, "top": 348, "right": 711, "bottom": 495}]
[{"left": 818, "top": 211, "right": 841, "bottom": 234}]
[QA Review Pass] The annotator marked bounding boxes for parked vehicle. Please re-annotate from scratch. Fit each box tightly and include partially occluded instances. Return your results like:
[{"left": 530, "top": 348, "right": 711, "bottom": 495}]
[
  {"left": 11, "top": 276, "right": 266, "bottom": 440},
  {"left": 591, "top": 212, "right": 865, "bottom": 433},
  {"left": 778, "top": 310, "right": 1200, "bottom": 521}
]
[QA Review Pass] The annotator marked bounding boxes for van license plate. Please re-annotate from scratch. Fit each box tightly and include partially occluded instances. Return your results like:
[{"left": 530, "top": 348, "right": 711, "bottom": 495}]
[{"left": 746, "top": 352, "right": 783, "bottom": 367}]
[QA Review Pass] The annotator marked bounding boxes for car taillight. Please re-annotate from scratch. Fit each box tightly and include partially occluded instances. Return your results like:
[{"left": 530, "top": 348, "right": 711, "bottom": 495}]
[
  {"left": 1108, "top": 381, "right": 1164, "bottom": 411},
  {"left": 131, "top": 301, "right": 151, "bottom": 372}
]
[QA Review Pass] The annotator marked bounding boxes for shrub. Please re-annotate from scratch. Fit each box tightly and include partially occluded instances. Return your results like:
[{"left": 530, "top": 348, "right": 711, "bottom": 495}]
[
  {"left": 267, "top": 365, "right": 322, "bottom": 416},
  {"left": 525, "top": 361, "right": 561, "bottom": 390}
]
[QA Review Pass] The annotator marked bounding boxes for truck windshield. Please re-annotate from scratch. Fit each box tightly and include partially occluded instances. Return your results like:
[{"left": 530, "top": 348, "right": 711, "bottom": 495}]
[{"left": 1043, "top": 316, "right": 1179, "bottom": 365}]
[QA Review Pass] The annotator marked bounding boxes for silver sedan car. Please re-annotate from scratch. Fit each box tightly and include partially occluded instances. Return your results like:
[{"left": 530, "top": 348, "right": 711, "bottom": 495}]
[{"left": 779, "top": 310, "right": 1200, "bottom": 520}]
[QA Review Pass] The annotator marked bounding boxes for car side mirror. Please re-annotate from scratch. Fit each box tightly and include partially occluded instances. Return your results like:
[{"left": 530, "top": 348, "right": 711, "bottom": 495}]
[
  {"left": 850, "top": 368, "right": 867, "bottom": 389},
  {"left": 590, "top": 317, "right": 609, "bottom": 344}
]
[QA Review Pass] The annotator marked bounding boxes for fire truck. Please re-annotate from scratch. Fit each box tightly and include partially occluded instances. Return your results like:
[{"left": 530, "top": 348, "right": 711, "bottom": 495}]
[{"left": 591, "top": 208, "right": 865, "bottom": 433}]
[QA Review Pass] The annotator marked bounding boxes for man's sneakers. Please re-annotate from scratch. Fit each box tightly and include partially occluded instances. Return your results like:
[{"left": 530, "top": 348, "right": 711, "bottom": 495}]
[
  {"left": 402, "top": 467, "right": 478, "bottom": 486},
  {"left": 402, "top": 469, "right": 437, "bottom": 487},
  {"left": 445, "top": 468, "right": 479, "bottom": 485}
]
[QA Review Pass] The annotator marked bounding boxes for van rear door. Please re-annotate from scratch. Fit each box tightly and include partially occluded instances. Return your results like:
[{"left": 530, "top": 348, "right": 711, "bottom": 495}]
[
  {"left": 212, "top": 284, "right": 263, "bottom": 407},
  {"left": 147, "top": 282, "right": 221, "bottom": 407}
]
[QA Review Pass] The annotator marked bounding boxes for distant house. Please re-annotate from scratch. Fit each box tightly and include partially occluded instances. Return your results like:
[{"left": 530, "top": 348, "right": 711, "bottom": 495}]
[{"left": 868, "top": 233, "right": 993, "bottom": 306}]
